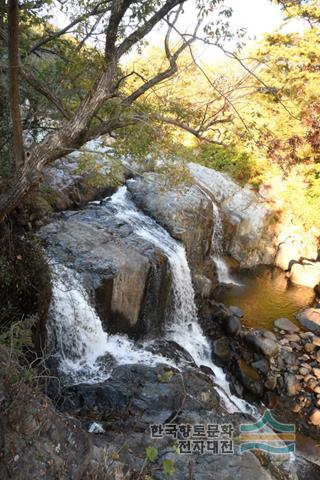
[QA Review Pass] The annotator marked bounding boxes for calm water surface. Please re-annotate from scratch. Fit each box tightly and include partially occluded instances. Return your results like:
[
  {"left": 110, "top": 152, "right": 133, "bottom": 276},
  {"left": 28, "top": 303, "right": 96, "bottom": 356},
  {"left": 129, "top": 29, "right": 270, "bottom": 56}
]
[{"left": 219, "top": 264, "right": 315, "bottom": 330}]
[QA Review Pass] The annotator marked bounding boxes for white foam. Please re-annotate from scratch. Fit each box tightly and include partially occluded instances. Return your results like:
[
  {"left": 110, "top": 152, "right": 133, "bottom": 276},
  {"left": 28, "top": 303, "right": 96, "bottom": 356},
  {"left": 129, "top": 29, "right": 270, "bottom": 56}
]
[
  {"left": 47, "top": 186, "right": 252, "bottom": 413},
  {"left": 48, "top": 264, "right": 170, "bottom": 384}
]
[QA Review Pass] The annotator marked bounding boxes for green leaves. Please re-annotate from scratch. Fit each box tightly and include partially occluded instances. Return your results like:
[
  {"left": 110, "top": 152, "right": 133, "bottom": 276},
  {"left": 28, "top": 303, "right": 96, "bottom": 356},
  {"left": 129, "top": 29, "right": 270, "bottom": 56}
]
[
  {"left": 145, "top": 446, "right": 158, "bottom": 462},
  {"left": 162, "top": 459, "right": 175, "bottom": 477},
  {"left": 158, "top": 370, "right": 174, "bottom": 383}
]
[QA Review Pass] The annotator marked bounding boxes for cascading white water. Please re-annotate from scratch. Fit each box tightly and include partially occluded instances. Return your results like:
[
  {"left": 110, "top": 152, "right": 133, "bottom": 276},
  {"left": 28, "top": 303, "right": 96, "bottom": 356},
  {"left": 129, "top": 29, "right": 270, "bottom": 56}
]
[
  {"left": 48, "top": 263, "right": 170, "bottom": 384},
  {"left": 111, "top": 186, "right": 250, "bottom": 413},
  {"left": 47, "top": 185, "right": 251, "bottom": 413}
]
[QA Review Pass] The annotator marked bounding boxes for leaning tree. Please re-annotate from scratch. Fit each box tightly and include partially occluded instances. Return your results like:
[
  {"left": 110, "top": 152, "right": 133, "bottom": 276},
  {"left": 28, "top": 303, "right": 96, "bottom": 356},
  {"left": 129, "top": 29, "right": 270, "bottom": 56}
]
[{"left": 0, "top": 0, "right": 232, "bottom": 222}]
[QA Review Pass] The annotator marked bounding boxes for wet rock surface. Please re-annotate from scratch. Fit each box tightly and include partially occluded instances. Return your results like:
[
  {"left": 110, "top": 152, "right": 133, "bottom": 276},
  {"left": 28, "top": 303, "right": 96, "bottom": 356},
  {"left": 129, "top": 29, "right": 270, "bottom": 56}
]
[
  {"left": 39, "top": 199, "right": 172, "bottom": 337},
  {"left": 55, "top": 362, "right": 300, "bottom": 480},
  {"left": 127, "top": 174, "right": 215, "bottom": 285},
  {"left": 198, "top": 300, "right": 320, "bottom": 447},
  {"left": 189, "top": 162, "right": 275, "bottom": 268}
]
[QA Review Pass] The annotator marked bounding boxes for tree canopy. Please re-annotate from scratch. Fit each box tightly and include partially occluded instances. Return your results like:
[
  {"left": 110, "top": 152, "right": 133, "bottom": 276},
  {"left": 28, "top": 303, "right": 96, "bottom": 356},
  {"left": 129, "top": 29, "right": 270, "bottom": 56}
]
[{"left": 0, "top": 0, "right": 319, "bottom": 228}]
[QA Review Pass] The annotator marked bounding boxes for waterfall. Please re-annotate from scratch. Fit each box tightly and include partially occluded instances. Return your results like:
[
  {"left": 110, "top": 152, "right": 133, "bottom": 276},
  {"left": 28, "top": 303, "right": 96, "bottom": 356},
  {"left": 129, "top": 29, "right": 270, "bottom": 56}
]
[
  {"left": 194, "top": 183, "right": 236, "bottom": 285},
  {"left": 211, "top": 202, "right": 234, "bottom": 283},
  {"left": 111, "top": 186, "right": 249, "bottom": 413},
  {"left": 211, "top": 201, "right": 236, "bottom": 284},
  {"left": 47, "top": 185, "right": 251, "bottom": 413},
  {"left": 48, "top": 264, "right": 170, "bottom": 384}
]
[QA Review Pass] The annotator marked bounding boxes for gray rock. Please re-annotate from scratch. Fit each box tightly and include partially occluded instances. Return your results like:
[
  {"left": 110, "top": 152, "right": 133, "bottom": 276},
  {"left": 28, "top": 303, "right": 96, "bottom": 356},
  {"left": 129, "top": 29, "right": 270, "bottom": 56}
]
[
  {"left": 189, "top": 163, "right": 274, "bottom": 268},
  {"left": 245, "top": 331, "right": 280, "bottom": 358},
  {"left": 263, "top": 330, "right": 277, "bottom": 341},
  {"left": 286, "top": 334, "right": 300, "bottom": 342},
  {"left": 279, "top": 349, "right": 296, "bottom": 367},
  {"left": 235, "top": 359, "right": 264, "bottom": 397},
  {"left": 39, "top": 201, "right": 171, "bottom": 337},
  {"left": 223, "top": 315, "right": 241, "bottom": 336},
  {"left": 127, "top": 175, "right": 214, "bottom": 281},
  {"left": 212, "top": 338, "right": 231, "bottom": 360},
  {"left": 229, "top": 305, "right": 244, "bottom": 318},
  {"left": 274, "top": 318, "right": 300, "bottom": 333},
  {"left": 43, "top": 155, "right": 115, "bottom": 211},
  {"left": 251, "top": 359, "right": 269, "bottom": 374},
  {"left": 296, "top": 308, "right": 320, "bottom": 333}
]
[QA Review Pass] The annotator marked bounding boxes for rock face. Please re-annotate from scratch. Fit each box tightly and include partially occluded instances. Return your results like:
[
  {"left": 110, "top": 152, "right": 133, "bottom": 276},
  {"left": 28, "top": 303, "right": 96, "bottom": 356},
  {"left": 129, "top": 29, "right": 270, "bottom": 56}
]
[
  {"left": 43, "top": 155, "right": 115, "bottom": 211},
  {"left": 189, "top": 163, "right": 275, "bottom": 268},
  {"left": 296, "top": 308, "right": 320, "bottom": 333},
  {"left": 58, "top": 363, "right": 297, "bottom": 480},
  {"left": 189, "top": 163, "right": 320, "bottom": 285},
  {"left": 275, "top": 226, "right": 318, "bottom": 271},
  {"left": 127, "top": 174, "right": 215, "bottom": 282},
  {"left": 289, "top": 261, "right": 320, "bottom": 288},
  {"left": 39, "top": 201, "right": 171, "bottom": 337}
]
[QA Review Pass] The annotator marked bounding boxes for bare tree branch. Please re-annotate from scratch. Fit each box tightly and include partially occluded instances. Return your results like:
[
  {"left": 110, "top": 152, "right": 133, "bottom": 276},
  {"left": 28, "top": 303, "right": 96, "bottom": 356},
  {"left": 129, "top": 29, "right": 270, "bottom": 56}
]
[
  {"left": 117, "top": 0, "right": 186, "bottom": 57},
  {"left": 27, "top": 0, "right": 112, "bottom": 56}
]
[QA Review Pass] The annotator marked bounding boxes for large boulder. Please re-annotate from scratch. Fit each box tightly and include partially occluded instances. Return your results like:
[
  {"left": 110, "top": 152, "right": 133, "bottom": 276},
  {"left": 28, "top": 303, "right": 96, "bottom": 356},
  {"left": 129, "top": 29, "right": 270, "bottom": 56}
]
[
  {"left": 275, "top": 225, "right": 319, "bottom": 271},
  {"left": 289, "top": 261, "right": 320, "bottom": 289},
  {"left": 274, "top": 318, "right": 300, "bottom": 333},
  {"left": 43, "top": 154, "right": 115, "bottom": 211},
  {"left": 189, "top": 163, "right": 275, "bottom": 268},
  {"left": 189, "top": 163, "right": 320, "bottom": 275},
  {"left": 127, "top": 174, "right": 215, "bottom": 280},
  {"left": 39, "top": 201, "right": 171, "bottom": 337},
  {"left": 296, "top": 308, "right": 320, "bottom": 333},
  {"left": 245, "top": 331, "right": 280, "bottom": 358}
]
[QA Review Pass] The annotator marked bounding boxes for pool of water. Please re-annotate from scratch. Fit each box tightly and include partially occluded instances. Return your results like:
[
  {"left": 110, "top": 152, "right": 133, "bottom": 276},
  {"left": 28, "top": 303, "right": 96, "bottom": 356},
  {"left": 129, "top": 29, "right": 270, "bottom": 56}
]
[{"left": 218, "top": 265, "right": 315, "bottom": 330}]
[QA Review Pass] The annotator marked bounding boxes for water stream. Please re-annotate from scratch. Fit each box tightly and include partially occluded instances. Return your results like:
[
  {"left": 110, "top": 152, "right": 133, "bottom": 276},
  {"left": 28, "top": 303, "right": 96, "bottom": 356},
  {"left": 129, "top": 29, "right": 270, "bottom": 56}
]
[
  {"left": 210, "top": 201, "right": 238, "bottom": 285},
  {"left": 48, "top": 263, "right": 170, "bottom": 385},
  {"left": 48, "top": 186, "right": 250, "bottom": 413}
]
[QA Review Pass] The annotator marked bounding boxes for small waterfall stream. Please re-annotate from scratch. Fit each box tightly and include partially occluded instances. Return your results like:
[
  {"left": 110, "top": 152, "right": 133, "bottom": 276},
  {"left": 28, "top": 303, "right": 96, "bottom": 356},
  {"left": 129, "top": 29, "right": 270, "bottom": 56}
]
[
  {"left": 48, "top": 186, "right": 251, "bottom": 413},
  {"left": 211, "top": 202, "right": 236, "bottom": 284}
]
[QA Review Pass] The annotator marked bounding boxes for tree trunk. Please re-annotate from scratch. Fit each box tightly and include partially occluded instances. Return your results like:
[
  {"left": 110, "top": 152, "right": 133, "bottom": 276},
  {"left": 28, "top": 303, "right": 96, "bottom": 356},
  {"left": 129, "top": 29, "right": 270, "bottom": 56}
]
[
  {"left": 0, "top": 112, "right": 121, "bottom": 223},
  {"left": 8, "top": 0, "right": 24, "bottom": 169}
]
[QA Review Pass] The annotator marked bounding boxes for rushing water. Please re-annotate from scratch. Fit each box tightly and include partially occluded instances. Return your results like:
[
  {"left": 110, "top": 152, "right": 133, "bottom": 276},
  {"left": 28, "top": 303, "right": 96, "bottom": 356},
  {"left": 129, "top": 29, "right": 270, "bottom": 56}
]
[
  {"left": 48, "top": 264, "right": 169, "bottom": 384},
  {"left": 48, "top": 186, "right": 250, "bottom": 413},
  {"left": 111, "top": 186, "right": 249, "bottom": 412}
]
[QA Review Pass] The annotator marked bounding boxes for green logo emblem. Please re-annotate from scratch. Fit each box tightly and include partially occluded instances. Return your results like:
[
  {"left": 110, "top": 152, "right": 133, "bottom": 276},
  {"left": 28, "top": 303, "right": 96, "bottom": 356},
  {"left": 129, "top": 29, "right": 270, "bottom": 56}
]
[{"left": 240, "top": 410, "right": 295, "bottom": 455}]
